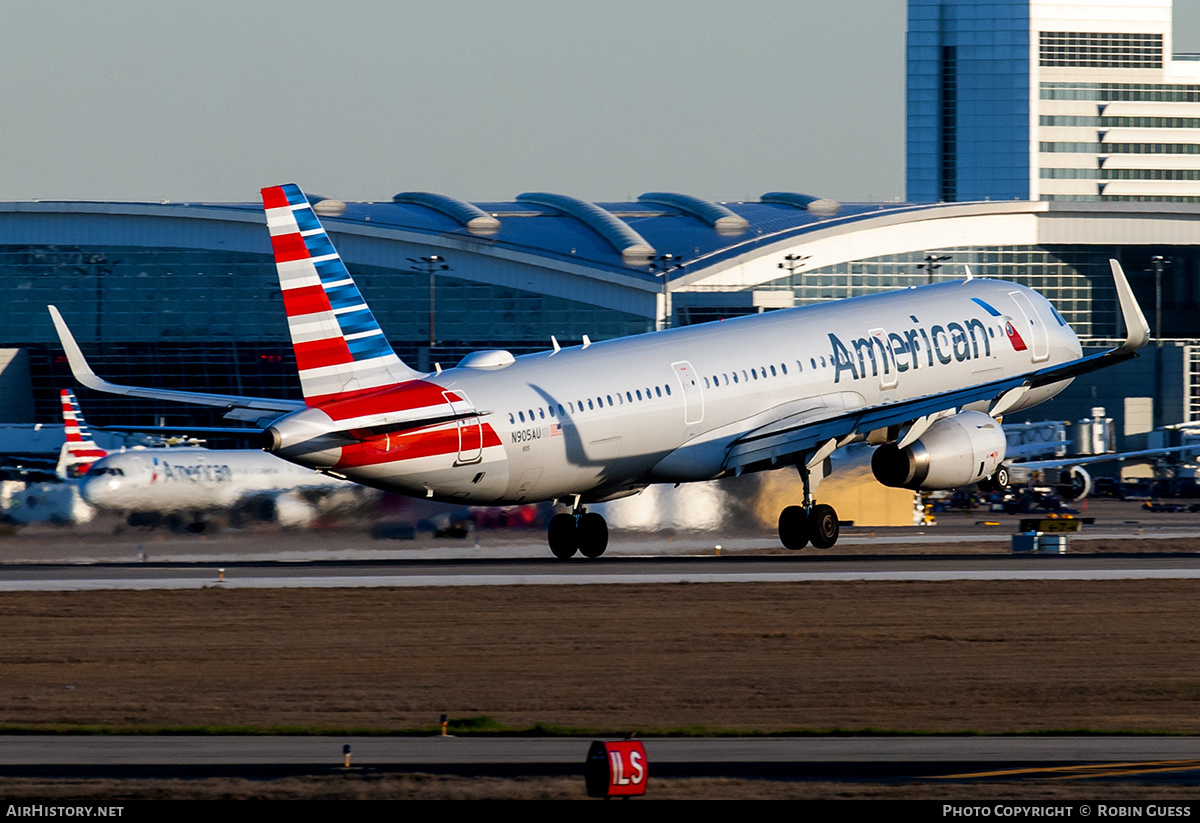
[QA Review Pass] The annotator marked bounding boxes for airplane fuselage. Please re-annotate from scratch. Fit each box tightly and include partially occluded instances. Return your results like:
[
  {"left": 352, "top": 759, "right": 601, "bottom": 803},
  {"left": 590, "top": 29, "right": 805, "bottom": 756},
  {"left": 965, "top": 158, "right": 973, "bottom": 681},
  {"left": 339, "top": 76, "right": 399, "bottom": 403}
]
[
  {"left": 81, "top": 447, "right": 350, "bottom": 513},
  {"left": 268, "top": 279, "right": 1081, "bottom": 505}
]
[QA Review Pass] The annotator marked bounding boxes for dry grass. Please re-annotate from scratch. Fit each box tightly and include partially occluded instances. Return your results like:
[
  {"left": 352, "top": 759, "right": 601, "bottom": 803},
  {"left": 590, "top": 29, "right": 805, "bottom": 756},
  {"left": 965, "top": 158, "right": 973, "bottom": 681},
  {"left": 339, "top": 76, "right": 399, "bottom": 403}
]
[{"left": 2, "top": 580, "right": 1200, "bottom": 734}]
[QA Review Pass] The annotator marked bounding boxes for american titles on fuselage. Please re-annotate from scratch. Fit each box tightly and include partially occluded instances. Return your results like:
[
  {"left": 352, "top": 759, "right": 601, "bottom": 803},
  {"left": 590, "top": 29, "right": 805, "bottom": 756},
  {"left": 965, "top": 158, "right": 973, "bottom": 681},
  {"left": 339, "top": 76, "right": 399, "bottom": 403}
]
[{"left": 828, "top": 298, "right": 1037, "bottom": 385}]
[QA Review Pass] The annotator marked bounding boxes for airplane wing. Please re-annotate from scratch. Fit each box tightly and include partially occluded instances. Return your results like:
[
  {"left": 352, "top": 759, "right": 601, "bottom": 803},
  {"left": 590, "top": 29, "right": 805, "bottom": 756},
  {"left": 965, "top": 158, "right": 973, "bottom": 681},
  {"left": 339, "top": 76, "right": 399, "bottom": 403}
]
[
  {"left": 726, "top": 260, "right": 1150, "bottom": 473},
  {"left": 1013, "top": 444, "right": 1200, "bottom": 471},
  {"left": 48, "top": 306, "right": 304, "bottom": 427}
]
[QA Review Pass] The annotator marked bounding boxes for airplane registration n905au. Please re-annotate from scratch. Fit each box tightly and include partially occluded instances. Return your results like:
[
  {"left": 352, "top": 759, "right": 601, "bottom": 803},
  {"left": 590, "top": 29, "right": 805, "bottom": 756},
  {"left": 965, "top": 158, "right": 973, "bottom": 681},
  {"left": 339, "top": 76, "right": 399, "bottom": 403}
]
[{"left": 48, "top": 184, "right": 1150, "bottom": 557}]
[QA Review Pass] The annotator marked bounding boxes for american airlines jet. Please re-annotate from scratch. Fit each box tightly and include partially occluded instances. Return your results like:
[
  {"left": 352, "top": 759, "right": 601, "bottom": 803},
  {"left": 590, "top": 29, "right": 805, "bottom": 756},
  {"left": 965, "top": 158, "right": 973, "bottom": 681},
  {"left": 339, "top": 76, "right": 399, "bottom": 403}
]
[
  {"left": 49, "top": 184, "right": 1150, "bottom": 557},
  {"left": 71, "top": 401, "right": 355, "bottom": 531}
]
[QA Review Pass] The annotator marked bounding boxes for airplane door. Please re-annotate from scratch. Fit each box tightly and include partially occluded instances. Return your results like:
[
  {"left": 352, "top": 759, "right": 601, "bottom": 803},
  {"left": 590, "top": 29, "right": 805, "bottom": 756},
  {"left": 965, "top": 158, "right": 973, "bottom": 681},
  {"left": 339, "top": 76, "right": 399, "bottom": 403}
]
[
  {"left": 443, "top": 391, "right": 483, "bottom": 464},
  {"left": 672, "top": 361, "right": 704, "bottom": 425},
  {"left": 1009, "top": 291, "right": 1050, "bottom": 363},
  {"left": 868, "top": 328, "right": 898, "bottom": 389}
]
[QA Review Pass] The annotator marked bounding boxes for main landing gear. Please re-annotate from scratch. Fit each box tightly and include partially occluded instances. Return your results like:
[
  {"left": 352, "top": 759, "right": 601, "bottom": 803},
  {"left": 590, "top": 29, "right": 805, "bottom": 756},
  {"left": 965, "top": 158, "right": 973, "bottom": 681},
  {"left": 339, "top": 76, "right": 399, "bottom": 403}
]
[
  {"left": 547, "top": 501, "right": 608, "bottom": 559},
  {"left": 778, "top": 503, "right": 840, "bottom": 550},
  {"left": 777, "top": 456, "right": 841, "bottom": 550}
]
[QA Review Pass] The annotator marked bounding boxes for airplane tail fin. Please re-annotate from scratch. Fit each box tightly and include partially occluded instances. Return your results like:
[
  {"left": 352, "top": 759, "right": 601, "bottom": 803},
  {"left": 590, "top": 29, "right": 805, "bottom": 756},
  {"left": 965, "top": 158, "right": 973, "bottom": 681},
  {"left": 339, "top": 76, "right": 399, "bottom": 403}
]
[
  {"left": 261, "top": 184, "right": 424, "bottom": 406},
  {"left": 57, "top": 389, "right": 108, "bottom": 479}
]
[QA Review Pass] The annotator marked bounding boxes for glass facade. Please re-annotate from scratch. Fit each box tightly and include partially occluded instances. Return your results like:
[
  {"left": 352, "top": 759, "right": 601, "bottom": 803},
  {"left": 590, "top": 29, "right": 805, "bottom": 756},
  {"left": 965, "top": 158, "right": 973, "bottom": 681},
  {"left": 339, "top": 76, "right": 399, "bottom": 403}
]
[
  {"left": 908, "top": 2, "right": 1200, "bottom": 203},
  {"left": 749, "top": 246, "right": 1115, "bottom": 338},
  {"left": 0, "top": 244, "right": 651, "bottom": 431},
  {"left": 907, "top": 0, "right": 1032, "bottom": 202}
]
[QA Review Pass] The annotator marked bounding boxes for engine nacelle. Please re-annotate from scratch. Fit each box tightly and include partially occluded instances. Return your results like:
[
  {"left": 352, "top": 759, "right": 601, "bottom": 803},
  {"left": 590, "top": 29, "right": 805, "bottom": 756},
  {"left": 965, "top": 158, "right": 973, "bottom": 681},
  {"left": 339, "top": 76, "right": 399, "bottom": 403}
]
[
  {"left": 872, "top": 411, "right": 1007, "bottom": 490},
  {"left": 1054, "top": 465, "right": 1092, "bottom": 502}
]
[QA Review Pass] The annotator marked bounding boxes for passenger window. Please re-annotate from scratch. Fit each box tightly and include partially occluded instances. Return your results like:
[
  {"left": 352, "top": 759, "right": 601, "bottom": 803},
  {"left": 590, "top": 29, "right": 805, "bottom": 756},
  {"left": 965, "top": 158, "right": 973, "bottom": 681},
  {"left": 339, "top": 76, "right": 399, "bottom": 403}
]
[
  {"left": 665, "top": 385, "right": 671, "bottom": 396},
  {"left": 508, "top": 413, "right": 515, "bottom": 424},
  {"left": 703, "top": 377, "right": 710, "bottom": 388},
  {"left": 519, "top": 411, "right": 526, "bottom": 422},
  {"left": 539, "top": 408, "right": 545, "bottom": 419},
  {"left": 636, "top": 389, "right": 643, "bottom": 400},
  {"left": 626, "top": 391, "right": 632, "bottom": 403},
  {"left": 548, "top": 406, "right": 556, "bottom": 418},
  {"left": 655, "top": 386, "right": 662, "bottom": 398},
  {"left": 732, "top": 372, "right": 739, "bottom": 383},
  {"left": 606, "top": 395, "right": 613, "bottom": 406},
  {"left": 810, "top": 358, "right": 816, "bottom": 369},
  {"left": 587, "top": 399, "right": 594, "bottom": 410},
  {"left": 770, "top": 365, "right": 777, "bottom": 376},
  {"left": 751, "top": 369, "right": 758, "bottom": 380},
  {"left": 558, "top": 404, "right": 565, "bottom": 416}
]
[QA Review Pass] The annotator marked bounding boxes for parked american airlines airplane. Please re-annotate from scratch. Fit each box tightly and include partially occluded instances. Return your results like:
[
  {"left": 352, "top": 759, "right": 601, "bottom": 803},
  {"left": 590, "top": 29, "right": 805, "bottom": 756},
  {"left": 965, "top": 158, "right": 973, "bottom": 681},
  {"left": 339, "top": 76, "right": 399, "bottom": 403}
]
[
  {"left": 65, "top": 391, "right": 356, "bottom": 529},
  {"left": 49, "top": 184, "right": 1150, "bottom": 556}
]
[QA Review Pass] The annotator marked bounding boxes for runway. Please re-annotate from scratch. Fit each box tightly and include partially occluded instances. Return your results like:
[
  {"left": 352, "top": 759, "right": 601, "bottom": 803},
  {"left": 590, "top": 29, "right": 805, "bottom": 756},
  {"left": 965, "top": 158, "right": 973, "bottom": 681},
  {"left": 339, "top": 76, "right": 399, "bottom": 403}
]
[
  {"left": 5, "top": 552, "right": 1200, "bottom": 590},
  {"left": 4, "top": 544, "right": 1200, "bottom": 590},
  {"left": 4, "top": 735, "right": 1200, "bottom": 783}
]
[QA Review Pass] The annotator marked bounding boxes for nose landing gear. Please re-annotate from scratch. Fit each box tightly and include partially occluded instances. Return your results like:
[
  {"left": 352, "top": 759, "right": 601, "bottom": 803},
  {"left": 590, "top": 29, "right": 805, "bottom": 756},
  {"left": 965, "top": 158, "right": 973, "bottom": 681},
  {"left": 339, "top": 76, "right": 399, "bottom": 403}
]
[{"left": 547, "top": 500, "right": 609, "bottom": 559}]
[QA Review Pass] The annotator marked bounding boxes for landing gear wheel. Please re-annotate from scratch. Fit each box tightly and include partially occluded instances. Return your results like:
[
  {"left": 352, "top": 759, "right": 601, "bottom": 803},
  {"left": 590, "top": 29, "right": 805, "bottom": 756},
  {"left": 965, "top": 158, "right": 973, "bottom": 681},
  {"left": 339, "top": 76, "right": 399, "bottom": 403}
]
[
  {"left": 807, "top": 504, "right": 840, "bottom": 549},
  {"left": 977, "top": 476, "right": 996, "bottom": 494},
  {"left": 992, "top": 465, "right": 1010, "bottom": 491},
  {"left": 577, "top": 512, "right": 609, "bottom": 558},
  {"left": 778, "top": 505, "right": 809, "bottom": 551},
  {"left": 548, "top": 513, "right": 577, "bottom": 559}
]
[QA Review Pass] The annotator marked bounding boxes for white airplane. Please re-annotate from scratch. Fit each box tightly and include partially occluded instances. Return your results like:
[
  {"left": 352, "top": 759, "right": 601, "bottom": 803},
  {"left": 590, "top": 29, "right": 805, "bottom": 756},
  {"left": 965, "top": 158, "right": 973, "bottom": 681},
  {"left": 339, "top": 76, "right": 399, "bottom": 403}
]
[
  {"left": 48, "top": 183, "right": 1151, "bottom": 556},
  {"left": 67, "top": 394, "right": 358, "bottom": 530}
]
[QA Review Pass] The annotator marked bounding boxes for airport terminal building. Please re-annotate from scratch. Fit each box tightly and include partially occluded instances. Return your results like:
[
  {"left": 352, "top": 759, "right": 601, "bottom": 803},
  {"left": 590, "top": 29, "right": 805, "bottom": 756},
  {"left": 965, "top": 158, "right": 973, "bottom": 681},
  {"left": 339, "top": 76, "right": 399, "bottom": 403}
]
[{"left": 0, "top": 193, "right": 1198, "bottom": 444}]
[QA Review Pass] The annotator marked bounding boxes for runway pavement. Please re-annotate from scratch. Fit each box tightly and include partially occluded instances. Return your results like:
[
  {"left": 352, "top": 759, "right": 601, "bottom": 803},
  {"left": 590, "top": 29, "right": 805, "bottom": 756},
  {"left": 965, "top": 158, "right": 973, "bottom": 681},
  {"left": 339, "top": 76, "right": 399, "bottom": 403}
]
[
  {"left": 3, "top": 735, "right": 1200, "bottom": 782},
  {"left": 6, "top": 553, "right": 1200, "bottom": 590}
]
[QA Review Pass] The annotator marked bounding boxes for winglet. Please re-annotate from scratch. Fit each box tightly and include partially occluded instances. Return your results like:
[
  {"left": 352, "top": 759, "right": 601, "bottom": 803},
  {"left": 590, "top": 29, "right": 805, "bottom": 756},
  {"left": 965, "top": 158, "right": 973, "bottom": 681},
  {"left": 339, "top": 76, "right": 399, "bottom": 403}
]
[
  {"left": 47, "top": 305, "right": 303, "bottom": 416},
  {"left": 1110, "top": 259, "right": 1151, "bottom": 355},
  {"left": 48, "top": 306, "right": 110, "bottom": 394}
]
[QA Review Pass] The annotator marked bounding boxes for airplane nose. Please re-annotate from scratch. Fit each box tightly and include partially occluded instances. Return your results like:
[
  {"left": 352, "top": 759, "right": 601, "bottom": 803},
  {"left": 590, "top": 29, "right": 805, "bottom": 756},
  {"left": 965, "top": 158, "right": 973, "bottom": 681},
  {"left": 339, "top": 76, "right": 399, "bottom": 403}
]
[{"left": 78, "top": 475, "right": 112, "bottom": 505}]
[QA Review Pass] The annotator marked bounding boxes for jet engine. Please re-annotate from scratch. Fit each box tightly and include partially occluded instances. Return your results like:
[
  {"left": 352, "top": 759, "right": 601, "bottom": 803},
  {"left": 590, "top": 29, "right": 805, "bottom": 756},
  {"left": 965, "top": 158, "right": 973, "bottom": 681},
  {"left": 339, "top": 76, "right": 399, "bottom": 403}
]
[
  {"left": 871, "top": 411, "right": 1006, "bottom": 490},
  {"left": 1054, "top": 465, "right": 1092, "bottom": 502}
]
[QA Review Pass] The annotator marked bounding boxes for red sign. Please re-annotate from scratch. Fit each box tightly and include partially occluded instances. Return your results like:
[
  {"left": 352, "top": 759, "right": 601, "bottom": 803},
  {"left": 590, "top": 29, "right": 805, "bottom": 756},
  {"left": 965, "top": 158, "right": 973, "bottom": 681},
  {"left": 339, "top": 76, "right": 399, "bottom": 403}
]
[{"left": 585, "top": 740, "right": 648, "bottom": 797}]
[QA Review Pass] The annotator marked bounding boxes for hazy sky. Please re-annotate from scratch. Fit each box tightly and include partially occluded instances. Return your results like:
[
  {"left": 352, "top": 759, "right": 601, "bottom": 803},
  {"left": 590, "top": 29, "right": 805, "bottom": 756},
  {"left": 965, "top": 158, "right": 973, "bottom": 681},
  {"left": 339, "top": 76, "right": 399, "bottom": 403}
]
[{"left": 4, "top": 1, "right": 1198, "bottom": 204}]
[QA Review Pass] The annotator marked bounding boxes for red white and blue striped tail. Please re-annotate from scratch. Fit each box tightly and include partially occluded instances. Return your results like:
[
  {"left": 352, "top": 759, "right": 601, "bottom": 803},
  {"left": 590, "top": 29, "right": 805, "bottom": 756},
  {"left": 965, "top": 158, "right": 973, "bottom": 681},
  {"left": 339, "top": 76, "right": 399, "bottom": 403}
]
[
  {"left": 58, "top": 389, "right": 107, "bottom": 477},
  {"left": 261, "top": 183, "right": 423, "bottom": 406}
]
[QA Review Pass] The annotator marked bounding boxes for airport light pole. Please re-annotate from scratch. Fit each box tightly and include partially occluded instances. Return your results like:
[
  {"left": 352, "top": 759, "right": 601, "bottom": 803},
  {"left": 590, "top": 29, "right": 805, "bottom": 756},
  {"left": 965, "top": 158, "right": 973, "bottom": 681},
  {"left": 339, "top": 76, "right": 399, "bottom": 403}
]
[
  {"left": 1148, "top": 255, "right": 1168, "bottom": 345},
  {"left": 408, "top": 255, "right": 450, "bottom": 347},
  {"left": 778, "top": 253, "right": 810, "bottom": 278},
  {"left": 649, "top": 253, "right": 684, "bottom": 330},
  {"left": 917, "top": 252, "right": 952, "bottom": 284}
]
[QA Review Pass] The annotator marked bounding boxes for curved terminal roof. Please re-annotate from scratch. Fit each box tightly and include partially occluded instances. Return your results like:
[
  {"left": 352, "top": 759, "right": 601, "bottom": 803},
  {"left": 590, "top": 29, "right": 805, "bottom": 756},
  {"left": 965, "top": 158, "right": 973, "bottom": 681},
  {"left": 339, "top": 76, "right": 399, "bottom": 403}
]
[
  {"left": 392, "top": 192, "right": 500, "bottom": 235},
  {"left": 516, "top": 192, "right": 655, "bottom": 264},
  {"left": 3, "top": 195, "right": 1198, "bottom": 318},
  {"left": 637, "top": 192, "right": 749, "bottom": 235}
]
